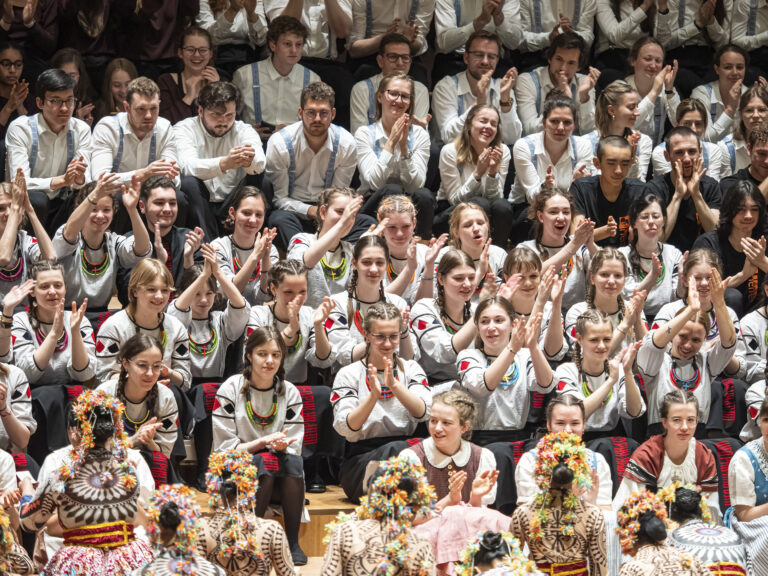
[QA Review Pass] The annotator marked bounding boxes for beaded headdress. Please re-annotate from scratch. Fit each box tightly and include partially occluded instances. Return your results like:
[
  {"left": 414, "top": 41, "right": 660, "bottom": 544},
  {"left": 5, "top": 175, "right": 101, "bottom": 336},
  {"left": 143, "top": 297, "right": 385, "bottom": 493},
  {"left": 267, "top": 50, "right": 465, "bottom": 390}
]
[
  {"left": 616, "top": 490, "right": 672, "bottom": 553},
  {"left": 147, "top": 484, "right": 200, "bottom": 565},
  {"left": 455, "top": 531, "right": 537, "bottom": 576},
  {"left": 530, "top": 431, "right": 593, "bottom": 541}
]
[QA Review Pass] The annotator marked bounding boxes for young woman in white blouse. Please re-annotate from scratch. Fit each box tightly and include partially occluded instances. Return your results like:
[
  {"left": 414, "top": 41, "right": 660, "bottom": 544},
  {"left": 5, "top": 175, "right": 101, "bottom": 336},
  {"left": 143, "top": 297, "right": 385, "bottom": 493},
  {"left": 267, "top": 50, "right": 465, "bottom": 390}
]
[
  {"left": 513, "top": 93, "right": 593, "bottom": 204},
  {"left": 619, "top": 193, "right": 682, "bottom": 320},
  {"left": 331, "top": 302, "right": 431, "bottom": 502},
  {"left": 212, "top": 186, "right": 279, "bottom": 306},
  {"left": 355, "top": 74, "right": 432, "bottom": 240},
  {"left": 436, "top": 104, "right": 512, "bottom": 245},
  {"left": 521, "top": 187, "right": 598, "bottom": 311},
  {"left": 718, "top": 85, "right": 768, "bottom": 176},
  {"left": 587, "top": 79, "right": 653, "bottom": 181},
  {"left": 377, "top": 195, "right": 447, "bottom": 306},
  {"left": 197, "top": 0, "right": 266, "bottom": 77}
]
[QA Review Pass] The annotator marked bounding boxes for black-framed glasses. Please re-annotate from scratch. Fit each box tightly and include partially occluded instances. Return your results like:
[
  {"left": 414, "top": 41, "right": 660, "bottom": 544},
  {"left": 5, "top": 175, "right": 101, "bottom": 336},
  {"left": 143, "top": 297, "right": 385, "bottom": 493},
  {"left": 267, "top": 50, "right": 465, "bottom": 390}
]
[
  {"left": 385, "top": 90, "right": 411, "bottom": 103},
  {"left": 182, "top": 47, "right": 211, "bottom": 56},
  {"left": 384, "top": 53, "right": 412, "bottom": 63},
  {"left": 46, "top": 97, "right": 78, "bottom": 109},
  {"left": 0, "top": 60, "right": 22, "bottom": 69}
]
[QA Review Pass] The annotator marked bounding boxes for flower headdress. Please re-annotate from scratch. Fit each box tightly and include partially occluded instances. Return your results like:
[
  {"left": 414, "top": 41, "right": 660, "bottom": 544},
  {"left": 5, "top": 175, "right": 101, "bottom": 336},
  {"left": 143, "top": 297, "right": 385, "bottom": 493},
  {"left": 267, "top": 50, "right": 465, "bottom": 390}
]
[
  {"left": 657, "top": 481, "right": 712, "bottom": 525},
  {"left": 56, "top": 389, "right": 135, "bottom": 494},
  {"left": 147, "top": 484, "right": 200, "bottom": 566},
  {"left": 0, "top": 506, "right": 13, "bottom": 572},
  {"left": 455, "top": 531, "right": 537, "bottom": 576},
  {"left": 205, "top": 449, "right": 262, "bottom": 562},
  {"left": 616, "top": 490, "right": 672, "bottom": 553},
  {"left": 529, "top": 431, "right": 592, "bottom": 541}
]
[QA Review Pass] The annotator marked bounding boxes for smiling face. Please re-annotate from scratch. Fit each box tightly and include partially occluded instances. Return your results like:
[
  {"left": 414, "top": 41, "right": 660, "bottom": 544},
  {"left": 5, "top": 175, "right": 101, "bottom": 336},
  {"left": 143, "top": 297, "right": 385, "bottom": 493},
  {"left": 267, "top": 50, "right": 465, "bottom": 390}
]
[
  {"left": 84, "top": 196, "right": 114, "bottom": 236},
  {"left": 742, "top": 96, "right": 768, "bottom": 135},
  {"left": 631, "top": 42, "right": 664, "bottom": 81},
  {"left": 141, "top": 186, "right": 178, "bottom": 233},
  {"left": 510, "top": 264, "right": 541, "bottom": 300},
  {"left": 246, "top": 339, "right": 283, "bottom": 383},
  {"left": 464, "top": 38, "right": 500, "bottom": 80},
  {"left": 543, "top": 105, "right": 575, "bottom": 143},
  {"left": 456, "top": 208, "right": 489, "bottom": 251},
  {"left": 591, "top": 259, "right": 626, "bottom": 299},
  {"left": 364, "top": 317, "right": 401, "bottom": 358},
  {"left": 715, "top": 50, "right": 746, "bottom": 86},
  {"left": 477, "top": 302, "right": 512, "bottom": 350},
  {"left": 672, "top": 321, "right": 707, "bottom": 360},
  {"left": 661, "top": 402, "right": 698, "bottom": 444},
  {"left": 33, "top": 270, "right": 65, "bottom": 314},
  {"left": 355, "top": 246, "right": 387, "bottom": 288},
  {"left": 439, "top": 264, "right": 476, "bottom": 303},
  {"left": 538, "top": 194, "right": 572, "bottom": 240},
  {"left": 122, "top": 346, "right": 163, "bottom": 392},
  {"left": 229, "top": 195, "right": 266, "bottom": 237},
  {"left": 110, "top": 69, "right": 132, "bottom": 106},
  {"left": 271, "top": 274, "right": 308, "bottom": 307},
  {"left": 611, "top": 92, "right": 640, "bottom": 130},
  {"left": 178, "top": 32, "right": 212, "bottom": 73},
  {"left": 732, "top": 195, "right": 761, "bottom": 236},
  {"left": 378, "top": 78, "right": 412, "bottom": 122},
  {"left": 429, "top": 401, "right": 469, "bottom": 456},
  {"left": 190, "top": 280, "right": 216, "bottom": 319},
  {"left": 133, "top": 278, "right": 172, "bottom": 315},
  {"left": 575, "top": 321, "right": 613, "bottom": 365},
  {"left": 470, "top": 107, "right": 499, "bottom": 148},
  {"left": 381, "top": 211, "right": 415, "bottom": 250},
  {"left": 633, "top": 201, "right": 664, "bottom": 242},
  {"left": 377, "top": 41, "right": 412, "bottom": 76},
  {"left": 685, "top": 263, "right": 713, "bottom": 306}
]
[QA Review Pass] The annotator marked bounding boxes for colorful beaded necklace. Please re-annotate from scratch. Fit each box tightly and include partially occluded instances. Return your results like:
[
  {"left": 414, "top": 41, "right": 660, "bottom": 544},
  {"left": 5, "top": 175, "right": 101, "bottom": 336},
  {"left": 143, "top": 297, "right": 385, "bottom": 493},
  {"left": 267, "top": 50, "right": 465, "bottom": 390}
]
[
  {"left": 80, "top": 245, "right": 110, "bottom": 277},
  {"left": 231, "top": 237, "right": 261, "bottom": 282},
  {"left": 189, "top": 327, "right": 218, "bottom": 356},
  {"left": 442, "top": 314, "right": 463, "bottom": 335},
  {"left": 365, "top": 363, "right": 398, "bottom": 399},
  {"left": 637, "top": 247, "right": 665, "bottom": 285},
  {"left": 386, "top": 259, "right": 415, "bottom": 284},
  {"left": 35, "top": 326, "right": 68, "bottom": 352},
  {"left": 321, "top": 249, "right": 347, "bottom": 281},
  {"left": 0, "top": 254, "right": 23, "bottom": 282},
  {"left": 245, "top": 385, "right": 278, "bottom": 430},
  {"left": 669, "top": 358, "right": 701, "bottom": 392},
  {"left": 580, "top": 370, "right": 612, "bottom": 405}
]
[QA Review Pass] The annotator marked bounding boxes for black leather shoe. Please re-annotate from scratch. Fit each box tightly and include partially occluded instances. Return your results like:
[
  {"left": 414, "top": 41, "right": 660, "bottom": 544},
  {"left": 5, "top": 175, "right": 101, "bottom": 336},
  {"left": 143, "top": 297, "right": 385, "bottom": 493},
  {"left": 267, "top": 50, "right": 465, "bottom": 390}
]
[
  {"left": 307, "top": 480, "right": 326, "bottom": 493},
  {"left": 290, "top": 542, "right": 307, "bottom": 566}
]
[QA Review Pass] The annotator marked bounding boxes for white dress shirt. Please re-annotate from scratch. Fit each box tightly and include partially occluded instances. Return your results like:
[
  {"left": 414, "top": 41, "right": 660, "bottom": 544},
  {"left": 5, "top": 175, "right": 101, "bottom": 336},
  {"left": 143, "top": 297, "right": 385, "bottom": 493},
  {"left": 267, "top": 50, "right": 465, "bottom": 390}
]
[
  {"left": 512, "top": 131, "right": 593, "bottom": 203},
  {"left": 656, "top": 0, "right": 732, "bottom": 49},
  {"left": 91, "top": 112, "right": 178, "bottom": 185},
  {"left": 173, "top": 116, "right": 266, "bottom": 203},
  {"left": 651, "top": 140, "right": 726, "bottom": 181},
  {"left": 6, "top": 114, "right": 92, "bottom": 197},
  {"left": 731, "top": 0, "right": 768, "bottom": 51},
  {"left": 347, "top": 0, "right": 435, "bottom": 57},
  {"left": 434, "top": 0, "right": 523, "bottom": 53},
  {"left": 232, "top": 58, "right": 320, "bottom": 126},
  {"left": 264, "top": 0, "right": 352, "bottom": 59},
  {"left": 514, "top": 66, "right": 596, "bottom": 136},
  {"left": 718, "top": 134, "right": 749, "bottom": 177},
  {"left": 626, "top": 75, "right": 681, "bottom": 146},
  {"left": 519, "top": 0, "right": 598, "bottom": 52},
  {"left": 595, "top": 0, "right": 656, "bottom": 54},
  {"left": 354, "top": 121, "right": 430, "bottom": 193},
  {"left": 437, "top": 140, "right": 511, "bottom": 204},
  {"left": 197, "top": 0, "right": 267, "bottom": 48},
  {"left": 432, "top": 71, "right": 523, "bottom": 145},
  {"left": 350, "top": 73, "right": 430, "bottom": 135},
  {"left": 690, "top": 80, "right": 748, "bottom": 143},
  {"left": 266, "top": 120, "right": 357, "bottom": 216}
]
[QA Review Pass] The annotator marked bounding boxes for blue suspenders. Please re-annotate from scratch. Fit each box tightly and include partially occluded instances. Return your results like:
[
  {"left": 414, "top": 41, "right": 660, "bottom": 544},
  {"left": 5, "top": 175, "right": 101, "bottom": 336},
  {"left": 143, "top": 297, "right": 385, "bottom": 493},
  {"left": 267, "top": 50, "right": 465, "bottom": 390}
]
[
  {"left": 724, "top": 135, "right": 736, "bottom": 173},
  {"left": 280, "top": 126, "right": 340, "bottom": 196},
  {"left": 704, "top": 84, "right": 718, "bottom": 123},
  {"left": 365, "top": 78, "right": 376, "bottom": 124},
  {"left": 525, "top": 135, "right": 577, "bottom": 171},
  {"left": 454, "top": 0, "right": 462, "bottom": 25},
  {"left": 251, "top": 63, "right": 312, "bottom": 124},
  {"left": 111, "top": 114, "right": 157, "bottom": 173},
  {"left": 653, "top": 97, "right": 664, "bottom": 146},
  {"left": 365, "top": 0, "right": 419, "bottom": 38},
  {"left": 748, "top": 0, "right": 758, "bottom": 36},
  {"left": 370, "top": 124, "right": 414, "bottom": 157},
  {"left": 29, "top": 115, "right": 74, "bottom": 176},
  {"left": 588, "top": 130, "right": 599, "bottom": 156}
]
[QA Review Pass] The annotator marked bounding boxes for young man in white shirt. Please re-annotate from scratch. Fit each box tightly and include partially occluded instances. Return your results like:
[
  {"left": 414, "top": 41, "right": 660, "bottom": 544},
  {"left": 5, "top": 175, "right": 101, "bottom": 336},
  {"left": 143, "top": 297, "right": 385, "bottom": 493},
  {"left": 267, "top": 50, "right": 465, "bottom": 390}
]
[
  {"left": 350, "top": 33, "right": 430, "bottom": 134},
  {"left": 232, "top": 16, "right": 320, "bottom": 144},
  {"left": 432, "top": 31, "right": 522, "bottom": 147},
  {"left": 514, "top": 31, "right": 599, "bottom": 136},
  {"left": 175, "top": 82, "right": 266, "bottom": 239},
  {"left": 265, "top": 81, "right": 374, "bottom": 250},
  {"left": 433, "top": 0, "right": 523, "bottom": 84},
  {"left": 264, "top": 0, "right": 356, "bottom": 130},
  {"left": 5, "top": 69, "right": 92, "bottom": 235},
  {"left": 91, "top": 77, "right": 182, "bottom": 233}
]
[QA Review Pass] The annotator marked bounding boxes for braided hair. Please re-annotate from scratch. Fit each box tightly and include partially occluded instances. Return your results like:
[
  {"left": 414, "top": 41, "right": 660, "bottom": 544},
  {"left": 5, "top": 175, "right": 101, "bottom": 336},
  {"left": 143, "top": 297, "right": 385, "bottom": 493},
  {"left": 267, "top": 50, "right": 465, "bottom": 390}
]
[
  {"left": 27, "top": 260, "right": 64, "bottom": 333},
  {"left": 436, "top": 249, "right": 475, "bottom": 325},
  {"left": 627, "top": 193, "right": 666, "bottom": 280},
  {"left": 587, "top": 248, "right": 629, "bottom": 335},
  {"left": 268, "top": 259, "right": 308, "bottom": 337},
  {"left": 571, "top": 309, "right": 611, "bottom": 381},
  {"left": 363, "top": 301, "right": 405, "bottom": 373},
  {"left": 432, "top": 389, "right": 477, "bottom": 440},
  {"left": 116, "top": 334, "right": 163, "bottom": 423},
  {"left": 347, "top": 235, "right": 389, "bottom": 325}
]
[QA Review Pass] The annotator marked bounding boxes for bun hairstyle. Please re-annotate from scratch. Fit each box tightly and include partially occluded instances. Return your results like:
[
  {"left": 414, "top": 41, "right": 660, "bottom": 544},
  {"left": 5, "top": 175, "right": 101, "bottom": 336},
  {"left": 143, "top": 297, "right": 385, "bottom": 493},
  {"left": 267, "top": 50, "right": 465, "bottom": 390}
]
[
  {"left": 92, "top": 405, "right": 116, "bottom": 443},
  {"left": 551, "top": 460, "right": 575, "bottom": 488},
  {"left": 158, "top": 501, "right": 182, "bottom": 531},
  {"left": 473, "top": 531, "right": 510, "bottom": 567},
  {"left": 432, "top": 389, "right": 476, "bottom": 440},
  {"left": 637, "top": 510, "right": 668, "bottom": 544},
  {"left": 219, "top": 470, "right": 238, "bottom": 505},
  {"left": 670, "top": 487, "right": 703, "bottom": 523}
]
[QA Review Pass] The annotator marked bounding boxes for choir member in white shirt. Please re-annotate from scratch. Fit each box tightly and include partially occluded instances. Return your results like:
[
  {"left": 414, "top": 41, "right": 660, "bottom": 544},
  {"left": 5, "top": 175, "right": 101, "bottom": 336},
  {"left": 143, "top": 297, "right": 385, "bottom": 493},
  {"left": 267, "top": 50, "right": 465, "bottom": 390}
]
[
  {"left": 651, "top": 98, "right": 727, "bottom": 180},
  {"left": 512, "top": 92, "right": 593, "bottom": 211},
  {"left": 514, "top": 31, "right": 599, "bottom": 137},
  {"left": 691, "top": 45, "right": 750, "bottom": 143},
  {"left": 624, "top": 37, "right": 680, "bottom": 147},
  {"left": 197, "top": 0, "right": 267, "bottom": 77},
  {"left": 432, "top": 0, "right": 523, "bottom": 83},
  {"left": 517, "top": 0, "right": 598, "bottom": 70},
  {"left": 731, "top": 0, "right": 768, "bottom": 82},
  {"left": 175, "top": 81, "right": 266, "bottom": 239},
  {"left": 91, "top": 77, "right": 182, "bottom": 234},
  {"left": 331, "top": 302, "right": 431, "bottom": 502},
  {"left": 656, "top": 0, "right": 730, "bottom": 97},
  {"left": 265, "top": 81, "right": 370, "bottom": 250},
  {"left": 264, "top": 0, "right": 356, "bottom": 130},
  {"left": 345, "top": 0, "right": 434, "bottom": 87},
  {"left": 719, "top": 85, "right": 768, "bottom": 177},
  {"left": 232, "top": 17, "right": 320, "bottom": 141},
  {"left": 437, "top": 104, "right": 513, "bottom": 245},
  {"left": 594, "top": 0, "right": 657, "bottom": 86},
  {"left": 5, "top": 69, "right": 92, "bottom": 234},
  {"left": 349, "top": 33, "right": 430, "bottom": 135},
  {"left": 355, "top": 74, "right": 433, "bottom": 240},
  {"left": 432, "top": 31, "right": 522, "bottom": 147}
]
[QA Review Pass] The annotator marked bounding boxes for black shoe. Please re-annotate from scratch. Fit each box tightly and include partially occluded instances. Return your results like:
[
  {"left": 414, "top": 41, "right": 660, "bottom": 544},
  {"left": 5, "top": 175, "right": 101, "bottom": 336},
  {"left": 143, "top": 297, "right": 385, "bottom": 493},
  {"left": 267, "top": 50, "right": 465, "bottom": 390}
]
[
  {"left": 290, "top": 542, "right": 307, "bottom": 566},
  {"left": 307, "top": 480, "right": 326, "bottom": 493}
]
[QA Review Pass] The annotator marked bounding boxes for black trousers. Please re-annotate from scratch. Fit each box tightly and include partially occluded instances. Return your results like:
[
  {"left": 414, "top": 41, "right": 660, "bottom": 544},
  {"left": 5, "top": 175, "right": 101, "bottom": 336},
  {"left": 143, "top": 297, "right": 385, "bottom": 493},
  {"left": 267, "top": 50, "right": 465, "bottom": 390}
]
[
  {"left": 30, "top": 188, "right": 77, "bottom": 238},
  {"left": 361, "top": 183, "right": 435, "bottom": 239}
]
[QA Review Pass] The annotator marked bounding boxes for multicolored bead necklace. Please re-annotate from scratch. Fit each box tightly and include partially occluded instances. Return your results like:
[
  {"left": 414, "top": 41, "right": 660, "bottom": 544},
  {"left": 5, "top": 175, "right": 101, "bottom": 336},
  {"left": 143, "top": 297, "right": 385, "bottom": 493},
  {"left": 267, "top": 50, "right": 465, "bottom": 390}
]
[
  {"left": 231, "top": 237, "right": 261, "bottom": 282},
  {"left": 189, "top": 327, "right": 218, "bottom": 356},
  {"left": 0, "top": 255, "right": 23, "bottom": 282},
  {"left": 245, "top": 386, "right": 278, "bottom": 430},
  {"left": 386, "top": 259, "right": 414, "bottom": 284},
  {"left": 80, "top": 247, "right": 110, "bottom": 277},
  {"left": 580, "top": 371, "right": 612, "bottom": 405},
  {"left": 35, "top": 326, "right": 68, "bottom": 352},
  {"left": 321, "top": 247, "right": 347, "bottom": 281},
  {"left": 669, "top": 358, "right": 701, "bottom": 392}
]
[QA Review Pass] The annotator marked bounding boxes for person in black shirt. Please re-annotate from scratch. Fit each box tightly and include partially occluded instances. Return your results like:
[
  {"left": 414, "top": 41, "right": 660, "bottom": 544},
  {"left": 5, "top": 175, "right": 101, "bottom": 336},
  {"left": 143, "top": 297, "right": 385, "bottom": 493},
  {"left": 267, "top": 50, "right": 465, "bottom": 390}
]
[
  {"left": 645, "top": 126, "right": 721, "bottom": 253},
  {"left": 570, "top": 135, "right": 645, "bottom": 247},
  {"left": 720, "top": 123, "right": 768, "bottom": 197},
  {"left": 692, "top": 180, "right": 768, "bottom": 316}
]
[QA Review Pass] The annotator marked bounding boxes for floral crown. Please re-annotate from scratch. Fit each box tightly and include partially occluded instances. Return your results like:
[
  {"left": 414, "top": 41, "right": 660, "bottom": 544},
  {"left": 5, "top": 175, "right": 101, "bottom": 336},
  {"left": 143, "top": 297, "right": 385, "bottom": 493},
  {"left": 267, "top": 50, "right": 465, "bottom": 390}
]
[
  {"left": 530, "top": 431, "right": 592, "bottom": 541},
  {"left": 455, "top": 531, "right": 537, "bottom": 576},
  {"left": 205, "top": 449, "right": 262, "bottom": 562},
  {"left": 657, "top": 481, "right": 712, "bottom": 524},
  {"left": 616, "top": 490, "right": 671, "bottom": 553},
  {"left": 57, "top": 389, "right": 135, "bottom": 494},
  {"left": 147, "top": 484, "right": 200, "bottom": 562}
]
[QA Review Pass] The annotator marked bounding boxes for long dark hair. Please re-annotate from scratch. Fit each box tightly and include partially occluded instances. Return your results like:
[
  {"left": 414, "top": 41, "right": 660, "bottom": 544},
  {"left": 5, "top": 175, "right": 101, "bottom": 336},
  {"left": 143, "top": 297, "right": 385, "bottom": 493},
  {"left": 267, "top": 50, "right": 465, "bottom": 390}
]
[
  {"left": 27, "top": 260, "right": 64, "bottom": 333},
  {"left": 347, "top": 235, "right": 389, "bottom": 323},
  {"left": 241, "top": 326, "right": 287, "bottom": 395},
  {"left": 472, "top": 296, "right": 515, "bottom": 351},
  {"left": 717, "top": 180, "right": 766, "bottom": 243},
  {"left": 436, "top": 249, "right": 475, "bottom": 323},
  {"left": 528, "top": 188, "right": 575, "bottom": 252},
  {"left": 627, "top": 193, "right": 666, "bottom": 279},
  {"left": 117, "top": 334, "right": 163, "bottom": 418}
]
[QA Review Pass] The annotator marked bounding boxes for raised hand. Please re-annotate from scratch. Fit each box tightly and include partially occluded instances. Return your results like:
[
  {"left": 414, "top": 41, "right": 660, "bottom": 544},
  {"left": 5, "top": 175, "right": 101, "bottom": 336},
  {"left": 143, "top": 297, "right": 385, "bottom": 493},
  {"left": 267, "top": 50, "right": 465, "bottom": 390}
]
[
  {"left": 508, "top": 317, "right": 525, "bottom": 355},
  {"left": 184, "top": 227, "right": 205, "bottom": 259},
  {"left": 92, "top": 172, "right": 120, "bottom": 202},
  {"left": 687, "top": 272, "right": 701, "bottom": 313},
  {"left": 70, "top": 298, "right": 87, "bottom": 332},
  {"left": 551, "top": 264, "right": 568, "bottom": 302},
  {"left": 578, "top": 67, "right": 600, "bottom": 101},
  {"left": 470, "top": 469, "right": 499, "bottom": 500},
  {"left": 200, "top": 243, "right": 218, "bottom": 278},
  {"left": 544, "top": 164, "right": 555, "bottom": 189},
  {"left": 497, "top": 272, "right": 522, "bottom": 302},
  {"left": 573, "top": 163, "right": 590, "bottom": 180},
  {"left": 572, "top": 218, "right": 594, "bottom": 246},
  {"left": 500, "top": 67, "right": 518, "bottom": 95},
  {"left": 741, "top": 236, "right": 768, "bottom": 271},
  {"left": 121, "top": 174, "right": 142, "bottom": 212},
  {"left": 22, "top": 0, "right": 37, "bottom": 26},
  {"left": 664, "top": 60, "right": 678, "bottom": 91},
  {"left": 287, "top": 296, "right": 302, "bottom": 335},
  {"left": 524, "top": 312, "right": 542, "bottom": 349},
  {"left": 2, "top": 279, "right": 34, "bottom": 315},
  {"left": 367, "top": 364, "right": 382, "bottom": 401},
  {"left": 153, "top": 223, "right": 168, "bottom": 263},
  {"left": 476, "top": 70, "right": 493, "bottom": 105},
  {"left": 313, "top": 296, "right": 334, "bottom": 326},
  {"left": 338, "top": 196, "right": 363, "bottom": 238},
  {"left": 425, "top": 233, "right": 448, "bottom": 265},
  {"left": 402, "top": 19, "right": 418, "bottom": 43},
  {"left": 709, "top": 266, "right": 730, "bottom": 304},
  {"left": 447, "top": 470, "right": 467, "bottom": 506},
  {"left": 51, "top": 299, "right": 65, "bottom": 340}
]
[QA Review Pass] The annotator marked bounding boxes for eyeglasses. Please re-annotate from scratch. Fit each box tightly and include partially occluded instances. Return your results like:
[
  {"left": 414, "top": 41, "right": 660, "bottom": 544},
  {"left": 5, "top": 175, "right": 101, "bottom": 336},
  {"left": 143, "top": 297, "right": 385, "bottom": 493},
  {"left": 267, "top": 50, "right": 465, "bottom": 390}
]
[
  {"left": 467, "top": 51, "right": 499, "bottom": 62},
  {"left": 303, "top": 109, "right": 332, "bottom": 120},
  {"left": 128, "top": 360, "right": 164, "bottom": 374},
  {"left": 369, "top": 333, "right": 400, "bottom": 344},
  {"left": 0, "top": 60, "right": 22, "bottom": 69},
  {"left": 45, "top": 97, "right": 78, "bottom": 109},
  {"left": 384, "top": 53, "right": 412, "bottom": 63},
  {"left": 385, "top": 90, "right": 411, "bottom": 103},
  {"left": 182, "top": 47, "right": 211, "bottom": 56},
  {"left": 744, "top": 106, "right": 768, "bottom": 116}
]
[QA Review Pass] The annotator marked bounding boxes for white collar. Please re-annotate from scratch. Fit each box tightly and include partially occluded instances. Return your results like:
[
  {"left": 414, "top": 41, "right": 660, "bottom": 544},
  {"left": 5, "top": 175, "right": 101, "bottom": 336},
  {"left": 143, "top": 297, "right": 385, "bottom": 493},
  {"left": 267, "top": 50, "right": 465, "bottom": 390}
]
[{"left": 421, "top": 436, "right": 472, "bottom": 468}]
